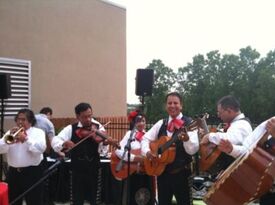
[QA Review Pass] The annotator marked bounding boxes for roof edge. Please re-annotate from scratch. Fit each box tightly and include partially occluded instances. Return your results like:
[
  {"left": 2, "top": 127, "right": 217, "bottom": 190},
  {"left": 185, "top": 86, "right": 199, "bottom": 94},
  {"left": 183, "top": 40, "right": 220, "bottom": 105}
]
[{"left": 100, "top": 0, "right": 126, "bottom": 10}]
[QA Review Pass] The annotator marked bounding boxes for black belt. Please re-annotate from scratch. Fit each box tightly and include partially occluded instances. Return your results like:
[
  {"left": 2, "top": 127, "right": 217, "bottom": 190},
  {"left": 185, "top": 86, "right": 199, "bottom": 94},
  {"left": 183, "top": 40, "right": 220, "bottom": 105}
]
[
  {"left": 169, "top": 164, "right": 191, "bottom": 174},
  {"left": 10, "top": 165, "right": 41, "bottom": 173},
  {"left": 76, "top": 156, "right": 96, "bottom": 162}
]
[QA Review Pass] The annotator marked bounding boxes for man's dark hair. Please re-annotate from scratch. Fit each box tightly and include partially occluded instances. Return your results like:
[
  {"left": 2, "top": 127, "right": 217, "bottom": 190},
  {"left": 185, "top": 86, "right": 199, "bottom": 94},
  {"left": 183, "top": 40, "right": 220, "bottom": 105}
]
[
  {"left": 165, "top": 92, "right": 183, "bottom": 104},
  {"left": 75, "top": 103, "right": 92, "bottom": 115},
  {"left": 217, "top": 95, "right": 240, "bottom": 112},
  {"left": 15, "top": 108, "right": 37, "bottom": 126},
  {"left": 40, "top": 107, "right": 53, "bottom": 115}
]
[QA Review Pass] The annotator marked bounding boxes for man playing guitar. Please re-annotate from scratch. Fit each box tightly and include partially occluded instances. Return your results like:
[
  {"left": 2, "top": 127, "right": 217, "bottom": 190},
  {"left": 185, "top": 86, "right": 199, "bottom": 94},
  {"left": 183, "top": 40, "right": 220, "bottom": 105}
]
[{"left": 141, "top": 92, "right": 199, "bottom": 205}]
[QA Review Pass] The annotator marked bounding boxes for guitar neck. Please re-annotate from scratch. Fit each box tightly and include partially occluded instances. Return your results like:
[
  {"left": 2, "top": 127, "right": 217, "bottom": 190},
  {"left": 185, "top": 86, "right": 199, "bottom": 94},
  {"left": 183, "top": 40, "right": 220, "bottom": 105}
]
[
  {"left": 158, "top": 131, "right": 179, "bottom": 154},
  {"left": 200, "top": 117, "right": 209, "bottom": 133}
]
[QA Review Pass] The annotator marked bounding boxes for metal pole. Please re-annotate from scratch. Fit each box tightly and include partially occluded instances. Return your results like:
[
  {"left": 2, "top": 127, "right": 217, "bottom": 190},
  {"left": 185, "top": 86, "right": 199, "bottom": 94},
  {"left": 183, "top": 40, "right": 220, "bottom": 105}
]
[{"left": 0, "top": 98, "right": 5, "bottom": 181}]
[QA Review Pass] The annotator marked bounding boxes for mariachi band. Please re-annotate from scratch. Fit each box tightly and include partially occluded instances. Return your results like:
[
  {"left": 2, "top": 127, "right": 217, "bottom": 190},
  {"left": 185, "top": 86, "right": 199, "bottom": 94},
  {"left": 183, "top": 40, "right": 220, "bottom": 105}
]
[{"left": 0, "top": 93, "right": 275, "bottom": 205}]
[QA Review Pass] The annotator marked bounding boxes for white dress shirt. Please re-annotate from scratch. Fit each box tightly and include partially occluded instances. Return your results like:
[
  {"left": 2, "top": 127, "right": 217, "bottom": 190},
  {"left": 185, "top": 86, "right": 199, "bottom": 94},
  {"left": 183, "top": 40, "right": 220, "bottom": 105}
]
[
  {"left": 51, "top": 118, "right": 107, "bottom": 154},
  {"left": 0, "top": 127, "right": 46, "bottom": 167},
  {"left": 141, "top": 113, "right": 199, "bottom": 156},
  {"left": 229, "top": 119, "right": 270, "bottom": 158},
  {"left": 209, "top": 113, "right": 252, "bottom": 145},
  {"left": 115, "top": 130, "right": 144, "bottom": 162}
]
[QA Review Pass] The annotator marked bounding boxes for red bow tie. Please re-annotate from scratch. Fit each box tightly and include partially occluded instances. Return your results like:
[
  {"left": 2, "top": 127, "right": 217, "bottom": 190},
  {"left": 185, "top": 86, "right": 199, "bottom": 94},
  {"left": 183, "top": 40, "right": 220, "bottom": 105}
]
[
  {"left": 135, "top": 131, "right": 144, "bottom": 141},
  {"left": 167, "top": 118, "right": 184, "bottom": 132},
  {"left": 223, "top": 123, "right": 231, "bottom": 132}
]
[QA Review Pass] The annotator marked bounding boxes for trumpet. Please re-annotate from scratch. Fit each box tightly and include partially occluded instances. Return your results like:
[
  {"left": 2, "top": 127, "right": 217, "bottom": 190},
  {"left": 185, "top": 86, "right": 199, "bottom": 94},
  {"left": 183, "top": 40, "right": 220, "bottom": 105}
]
[{"left": 3, "top": 127, "right": 25, "bottom": 144}]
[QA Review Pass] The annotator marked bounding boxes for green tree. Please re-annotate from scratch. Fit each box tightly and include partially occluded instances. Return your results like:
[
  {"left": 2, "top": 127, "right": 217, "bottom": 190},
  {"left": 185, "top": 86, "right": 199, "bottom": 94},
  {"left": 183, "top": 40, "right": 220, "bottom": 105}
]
[
  {"left": 250, "top": 50, "right": 275, "bottom": 123},
  {"left": 142, "top": 59, "right": 177, "bottom": 122},
  {"left": 177, "top": 51, "right": 222, "bottom": 118},
  {"left": 142, "top": 46, "right": 275, "bottom": 124},
  {"left": 176, "top": 46, "right": 263, "bottom": 123}
]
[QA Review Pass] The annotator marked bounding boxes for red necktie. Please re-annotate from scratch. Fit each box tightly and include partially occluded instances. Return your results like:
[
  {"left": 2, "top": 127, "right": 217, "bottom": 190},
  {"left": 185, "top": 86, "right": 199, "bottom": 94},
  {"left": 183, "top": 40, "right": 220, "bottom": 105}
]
[
  {"left": 135, "top": 131, "right": 144, "bottom": 142},
  {"left": 167, "top": 119, "right": 184, "bottom": 132}
]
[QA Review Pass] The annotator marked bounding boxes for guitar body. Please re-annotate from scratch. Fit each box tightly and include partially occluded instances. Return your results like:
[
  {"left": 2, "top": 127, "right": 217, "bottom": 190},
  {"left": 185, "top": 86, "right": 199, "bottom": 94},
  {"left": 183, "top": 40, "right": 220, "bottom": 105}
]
[
  {"left": 144, "top": 136, "right": 176, "bottom": 176},
  {"left": 199, "top": 142, "right": 221, "bottom": 172},
  {"left": 204, "top": 146, "right": 275, "bottom": 205},
  {"left": 110, "top": 149, "right": 145, "bottom": 180}
]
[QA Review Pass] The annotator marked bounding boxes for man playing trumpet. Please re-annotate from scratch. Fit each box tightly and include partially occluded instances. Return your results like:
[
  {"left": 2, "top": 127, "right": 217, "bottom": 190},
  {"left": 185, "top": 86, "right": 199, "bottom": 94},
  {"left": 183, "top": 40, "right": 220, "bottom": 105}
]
[{"left": 0, "top": 108, "right": 46, "bottom": 205}]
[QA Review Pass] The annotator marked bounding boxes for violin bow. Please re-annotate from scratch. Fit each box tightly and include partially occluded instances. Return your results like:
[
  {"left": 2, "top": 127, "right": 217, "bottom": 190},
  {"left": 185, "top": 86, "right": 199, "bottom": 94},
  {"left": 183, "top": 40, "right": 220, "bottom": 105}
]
[{"left": 63, "top": 121, "right": 112, "bottom": 154}]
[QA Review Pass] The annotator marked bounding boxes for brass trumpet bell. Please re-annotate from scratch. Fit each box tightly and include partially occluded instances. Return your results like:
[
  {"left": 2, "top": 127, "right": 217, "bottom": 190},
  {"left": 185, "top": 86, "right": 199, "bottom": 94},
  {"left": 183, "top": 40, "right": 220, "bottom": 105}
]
[{"left": 3, "top": 127, "right": 24, "bottom": 144}]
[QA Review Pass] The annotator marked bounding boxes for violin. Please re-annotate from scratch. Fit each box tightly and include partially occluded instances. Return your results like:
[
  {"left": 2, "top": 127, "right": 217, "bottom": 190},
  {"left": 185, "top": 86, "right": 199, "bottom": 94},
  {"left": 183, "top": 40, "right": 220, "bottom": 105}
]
[{"left": 75, "top": 126, "right": 120, "bottom": 149}]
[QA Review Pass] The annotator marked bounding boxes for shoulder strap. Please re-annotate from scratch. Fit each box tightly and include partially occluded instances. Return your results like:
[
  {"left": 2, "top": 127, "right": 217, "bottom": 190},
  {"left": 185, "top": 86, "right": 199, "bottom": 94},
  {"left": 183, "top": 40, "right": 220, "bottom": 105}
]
[
  {"left": 181, "top": 115, "right": 192, "bottom": 126},
  {"left": 158, "top": 118, "right": 168, "bottom": 138},
  {"left": 238, "top": 117, "right": 251, "bottom": 125}
]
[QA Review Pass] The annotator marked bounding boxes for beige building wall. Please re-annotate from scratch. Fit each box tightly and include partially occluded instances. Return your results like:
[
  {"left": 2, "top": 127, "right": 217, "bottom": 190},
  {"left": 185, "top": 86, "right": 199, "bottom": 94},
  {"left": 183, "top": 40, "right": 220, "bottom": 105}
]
[{"left": 0, "top": 0, "right": 126, "bottom": 118}]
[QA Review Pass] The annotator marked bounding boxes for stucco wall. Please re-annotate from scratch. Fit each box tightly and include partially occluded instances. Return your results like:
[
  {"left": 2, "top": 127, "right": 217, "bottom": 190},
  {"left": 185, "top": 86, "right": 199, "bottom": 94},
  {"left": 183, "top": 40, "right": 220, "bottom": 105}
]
[{"left": 0, "top": 0, "right": 126, "bottom": 118}]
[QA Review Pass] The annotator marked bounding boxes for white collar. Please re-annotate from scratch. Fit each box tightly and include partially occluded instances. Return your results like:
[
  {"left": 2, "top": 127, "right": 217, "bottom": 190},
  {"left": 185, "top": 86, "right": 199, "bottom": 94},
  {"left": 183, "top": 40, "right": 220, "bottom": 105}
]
[{"left": 168, "top": 113, "right": 183, "bottom": 122}]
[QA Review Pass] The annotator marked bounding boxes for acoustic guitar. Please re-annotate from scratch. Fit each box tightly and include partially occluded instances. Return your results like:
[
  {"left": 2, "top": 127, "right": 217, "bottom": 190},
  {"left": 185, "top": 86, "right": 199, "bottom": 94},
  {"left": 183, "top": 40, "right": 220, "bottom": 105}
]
[
  {"left": 144, "top": 120, "right": 198, "bottom": 176},
  {"left": 198, "top": 114, "right": 223, "bottom": 172},
  {"left": 110, "top": 149, "right": 145, "bottom": 180}
]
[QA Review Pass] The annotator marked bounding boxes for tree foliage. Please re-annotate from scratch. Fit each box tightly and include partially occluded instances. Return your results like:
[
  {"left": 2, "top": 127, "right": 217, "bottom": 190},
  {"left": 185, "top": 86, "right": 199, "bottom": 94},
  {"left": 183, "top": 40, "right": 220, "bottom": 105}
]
[
  {"left": 142, "top": 60, "right": 176, "bottom": 122},
  {"left": 141, "top": 46, "right": 275, "bottom": 124}
]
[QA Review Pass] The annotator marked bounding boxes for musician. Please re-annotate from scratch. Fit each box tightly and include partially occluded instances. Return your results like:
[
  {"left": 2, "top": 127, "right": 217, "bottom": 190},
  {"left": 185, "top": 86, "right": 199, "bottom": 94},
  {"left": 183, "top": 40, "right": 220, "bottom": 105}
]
[
  {"left": 201, "top": 95, "right": 252, "bottom": 171},
  {"left": 0, "top": 108, "right": 46, "bottom": 205},
  {"left": 115, "top": 110, "right": 145, "bottom": 166},
  {"left": 51, "top": 102, "right": 117, "bottom": 205},
  {"left": 219, "top": 117, "right": 275, "bottom": 205},
  {"left": 114, "top": 110, "right": 152, "bottom": 205},
  {"left": 141, "top": 92, "right": 199, "bottom": 205}
]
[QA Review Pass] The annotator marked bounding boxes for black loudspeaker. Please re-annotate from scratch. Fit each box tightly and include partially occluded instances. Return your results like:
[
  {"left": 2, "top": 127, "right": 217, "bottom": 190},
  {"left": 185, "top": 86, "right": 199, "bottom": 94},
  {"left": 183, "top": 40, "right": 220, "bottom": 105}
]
[
  {"left": 135, "top": 69, "right": 154, "bottom": 96},
  {"left": 123, "top": 175, "right": 154, "bottom": 205},
  {"left": 0, "top": 73, "right": 11, "bottom": 99}
]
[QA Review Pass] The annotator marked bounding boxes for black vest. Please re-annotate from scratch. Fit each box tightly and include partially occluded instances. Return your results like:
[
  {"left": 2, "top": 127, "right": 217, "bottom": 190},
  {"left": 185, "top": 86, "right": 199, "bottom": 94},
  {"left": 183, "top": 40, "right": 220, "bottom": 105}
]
[
  {"left": 70, "top": 122, "right": 100, "bottom": 171},
  {"left": 158, "top": 115, "right": 193, "bottom": 173},
  {"left": 210, "top": 117, "right": 252, "bottom": 174}
]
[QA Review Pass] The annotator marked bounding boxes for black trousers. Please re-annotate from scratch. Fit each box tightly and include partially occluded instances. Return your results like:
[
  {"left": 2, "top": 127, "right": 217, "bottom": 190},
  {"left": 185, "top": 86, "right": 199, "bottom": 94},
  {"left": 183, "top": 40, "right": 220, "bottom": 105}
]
[
  {"left": 260, "top": 192, "right": 275, "bottom": 205},
  {"left": 71, "top": 163, "right": 99, "bottom": 205},
  {"left": 157, "top": 169, "right": 192, "bottom": 205},
  {"left": 7, "top": 164, "right": 44, "bottom": 205}
]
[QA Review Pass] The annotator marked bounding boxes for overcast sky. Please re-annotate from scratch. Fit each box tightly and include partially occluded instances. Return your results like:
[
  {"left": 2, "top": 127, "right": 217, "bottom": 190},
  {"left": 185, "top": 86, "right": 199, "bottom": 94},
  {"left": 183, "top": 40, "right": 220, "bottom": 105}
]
[{"left": 109, "top": 0, "right": 275, "bottom": 104}]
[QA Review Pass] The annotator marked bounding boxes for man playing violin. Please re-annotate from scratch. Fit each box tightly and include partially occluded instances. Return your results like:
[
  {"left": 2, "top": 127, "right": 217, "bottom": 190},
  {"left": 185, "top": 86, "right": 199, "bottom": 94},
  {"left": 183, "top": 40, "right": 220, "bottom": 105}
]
[
  {"left": 141, "top": 92, "right": 199, "bottom": 205},
  {"left": 0, "top": 108, "right": 46, "bottom": 205},
  {"left": 51, "top": 102, "right": 117, "bottom": 205}
]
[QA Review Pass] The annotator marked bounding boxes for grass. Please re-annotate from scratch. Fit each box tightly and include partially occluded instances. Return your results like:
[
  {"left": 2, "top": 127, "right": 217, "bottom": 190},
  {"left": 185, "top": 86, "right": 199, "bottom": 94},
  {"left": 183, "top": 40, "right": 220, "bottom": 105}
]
[
  {"left": 193, "top": 200, "right": 206, "bottom": 205},
  {"left": 171, "top": 199, "right": 206, "bottom": 205}
]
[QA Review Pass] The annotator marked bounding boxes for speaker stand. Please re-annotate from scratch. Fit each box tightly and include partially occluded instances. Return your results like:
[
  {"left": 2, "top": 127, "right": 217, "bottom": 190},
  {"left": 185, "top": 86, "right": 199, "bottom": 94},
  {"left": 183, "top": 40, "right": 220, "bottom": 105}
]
[
  {"left": 140, "top": 95, "right": 145, "bottom": 112},
  {"left": 0, "top": 98, "right": 5, "bottom": 181}
]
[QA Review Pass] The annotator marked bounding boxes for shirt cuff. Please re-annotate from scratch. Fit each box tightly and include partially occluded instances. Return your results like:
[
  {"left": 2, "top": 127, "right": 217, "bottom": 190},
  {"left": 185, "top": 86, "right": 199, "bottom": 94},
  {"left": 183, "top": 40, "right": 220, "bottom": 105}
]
[
  {"left": 209, "top": 133, "right": 220, "bottom": 145},
  {"left": 229, "top": 144, "right": 240, "bottom": 158}
]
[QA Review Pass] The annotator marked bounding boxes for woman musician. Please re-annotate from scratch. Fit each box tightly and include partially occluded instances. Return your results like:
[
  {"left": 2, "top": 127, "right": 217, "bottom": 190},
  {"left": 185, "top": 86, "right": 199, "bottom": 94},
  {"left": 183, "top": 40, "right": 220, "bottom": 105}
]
[
  {"left": 111, "top": 110, "right": 154, "bottom": 205},
  {"left": 0, "top": 108, "right": 46, "bottom": 205}
]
